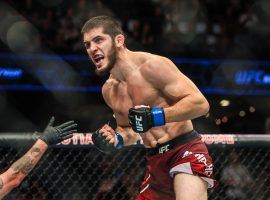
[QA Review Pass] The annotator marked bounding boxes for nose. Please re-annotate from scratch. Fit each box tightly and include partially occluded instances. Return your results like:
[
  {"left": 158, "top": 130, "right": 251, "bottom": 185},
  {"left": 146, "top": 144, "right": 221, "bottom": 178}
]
[{"left": 89, "top": 43, "right": 98, "bottom": 53}]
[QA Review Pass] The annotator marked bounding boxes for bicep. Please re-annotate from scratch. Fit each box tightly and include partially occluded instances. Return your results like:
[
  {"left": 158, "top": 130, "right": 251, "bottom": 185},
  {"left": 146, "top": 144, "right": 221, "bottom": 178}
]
[{"left": 164, "top": 70, "right": 203, "bottom": 101}]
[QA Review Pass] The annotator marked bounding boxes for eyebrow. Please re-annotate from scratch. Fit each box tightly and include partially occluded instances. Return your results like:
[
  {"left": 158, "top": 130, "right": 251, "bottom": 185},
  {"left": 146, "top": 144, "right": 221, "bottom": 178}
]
[{"left": 84, "top": 36, "right": 103, "bottom": 44}]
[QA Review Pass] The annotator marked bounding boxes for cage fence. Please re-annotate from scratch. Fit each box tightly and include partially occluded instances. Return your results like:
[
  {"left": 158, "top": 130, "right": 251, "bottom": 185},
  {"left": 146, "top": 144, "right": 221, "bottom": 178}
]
[{"left": 0, "top": 134, "right": 270, "bottom": 200}]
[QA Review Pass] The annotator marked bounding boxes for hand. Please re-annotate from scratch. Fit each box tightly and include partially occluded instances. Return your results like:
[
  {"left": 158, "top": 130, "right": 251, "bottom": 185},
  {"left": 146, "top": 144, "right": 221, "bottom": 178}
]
[
  {"left": 39, "top": 116, "right": 77, "bottom": 145},
  {"left": 92, "top": 124, "right": 119, "bottom": 154},
  {"left": 128, "top": 106, "right": 165, "bottom": 133}
]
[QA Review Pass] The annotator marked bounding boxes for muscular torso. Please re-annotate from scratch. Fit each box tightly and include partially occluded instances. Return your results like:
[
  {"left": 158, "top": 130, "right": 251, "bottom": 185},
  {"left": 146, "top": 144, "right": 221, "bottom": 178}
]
[{"left": 102, "top": 52, "right": 193, "bottom": 147}]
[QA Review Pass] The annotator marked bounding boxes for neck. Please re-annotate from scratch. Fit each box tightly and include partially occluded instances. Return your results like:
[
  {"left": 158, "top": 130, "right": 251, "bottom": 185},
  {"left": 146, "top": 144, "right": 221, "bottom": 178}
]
[{"left": 110, "top": 48, "right": 134, "bottom": 81}]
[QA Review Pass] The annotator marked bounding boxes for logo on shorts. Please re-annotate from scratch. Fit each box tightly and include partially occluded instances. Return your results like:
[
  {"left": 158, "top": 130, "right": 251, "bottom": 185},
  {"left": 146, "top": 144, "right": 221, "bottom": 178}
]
[
  {"left": 195, "top": 153, "right": 213, "bottom": 176},
  {"left": 159, "top": 144, "right": 170, "bottom": 154},
  {"left": 182, "top": 151, "right": 193, "bottom": 158}
]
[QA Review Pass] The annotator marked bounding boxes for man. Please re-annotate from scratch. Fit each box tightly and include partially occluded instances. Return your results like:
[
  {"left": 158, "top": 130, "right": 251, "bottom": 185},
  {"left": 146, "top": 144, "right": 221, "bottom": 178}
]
[
  {"left": 221, "top": 150, "right": 252, "bottom": 200},
  {"left": 0, "top": 117, "right": 77, "bottom": 199},
  {"left": 82, "top": 15, "right": 216, "bottom": 200}
]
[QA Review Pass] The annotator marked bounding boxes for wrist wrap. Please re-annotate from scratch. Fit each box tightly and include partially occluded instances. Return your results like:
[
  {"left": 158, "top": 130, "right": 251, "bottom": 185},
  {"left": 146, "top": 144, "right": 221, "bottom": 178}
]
[
  {"left": 115, "top": 132, "right": 124, "bottom": 149},
  {"left": 151, "top": 107, "right": 165, "bottom": 127}
]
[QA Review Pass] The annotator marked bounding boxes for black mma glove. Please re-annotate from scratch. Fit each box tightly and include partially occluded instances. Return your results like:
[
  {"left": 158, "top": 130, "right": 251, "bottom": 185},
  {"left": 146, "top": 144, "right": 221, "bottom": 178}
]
[
  {"left": 92, "top": 129, "right": 115, "bottom": 154},
  {"left": 40, "top": 116, "right": 77, "bottom": 145},
  {"left": 128, "top": 107, "right": 165, "bottom": 133},
  {"left": 92, "top": 119, "right": 124, "bottom": 154}
]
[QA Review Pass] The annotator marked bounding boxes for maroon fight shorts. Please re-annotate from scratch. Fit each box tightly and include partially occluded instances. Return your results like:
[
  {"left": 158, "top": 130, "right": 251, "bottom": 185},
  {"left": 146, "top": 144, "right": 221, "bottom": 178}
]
[{"left": 137, "top": 130, "right": 216, "bottom": 200}]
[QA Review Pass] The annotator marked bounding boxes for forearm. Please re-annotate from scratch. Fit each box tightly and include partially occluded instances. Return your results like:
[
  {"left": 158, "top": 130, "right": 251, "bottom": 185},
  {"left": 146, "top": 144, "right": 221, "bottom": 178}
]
[
  {"left": 0, "top": 139, "right": 48, "bottom": 199},
  {"left": 164, "top": 94, "right": 209, "bottom": 123},
  {"left": 10, "top": 139, "right": 48, "bottom": 178},
  {"left": 116, "top": 126, "right": 141, "bottom": 146}
]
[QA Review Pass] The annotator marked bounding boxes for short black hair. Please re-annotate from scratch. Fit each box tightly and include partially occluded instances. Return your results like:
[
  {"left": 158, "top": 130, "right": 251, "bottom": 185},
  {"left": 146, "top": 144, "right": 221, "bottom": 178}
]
[{"left": 81, "top": 15, "right": 124, "bottom": 39}]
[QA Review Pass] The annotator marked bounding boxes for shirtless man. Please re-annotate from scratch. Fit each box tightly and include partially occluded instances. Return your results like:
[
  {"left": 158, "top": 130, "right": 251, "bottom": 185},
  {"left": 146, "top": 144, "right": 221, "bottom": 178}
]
[
  {"left": 0, "top": 117, "right": 77, "bottom": 199},
  {"left": 82, "top": 15, "right": 216, "bottom": 200}
]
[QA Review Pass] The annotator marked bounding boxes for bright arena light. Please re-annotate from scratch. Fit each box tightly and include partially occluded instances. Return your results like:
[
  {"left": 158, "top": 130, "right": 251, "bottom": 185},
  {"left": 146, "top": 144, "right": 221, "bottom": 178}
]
[
  {"left": 220, "top": 99, "right": 230, "bottom": 107},
  {"left": 239, "top": 110, "right": 246, "bottom": 117}
]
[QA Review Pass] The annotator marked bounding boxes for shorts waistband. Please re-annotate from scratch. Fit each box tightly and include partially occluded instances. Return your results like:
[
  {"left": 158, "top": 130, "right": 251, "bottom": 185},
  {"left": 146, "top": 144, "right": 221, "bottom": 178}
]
[{"left": 148, "top": 130, "right": 199, "bottom": 156}]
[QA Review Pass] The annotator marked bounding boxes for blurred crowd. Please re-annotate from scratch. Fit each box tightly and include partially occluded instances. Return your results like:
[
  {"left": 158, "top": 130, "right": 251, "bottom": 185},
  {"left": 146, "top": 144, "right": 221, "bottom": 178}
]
[
  {"left": 0, "top": 0, "right": 269, "bottom": 134},
  {"left": 1, "top": 0, "right": 270, "bottom": 59},
  {"left": 0, "top": 0, "right": 268, "bottom": 133}
]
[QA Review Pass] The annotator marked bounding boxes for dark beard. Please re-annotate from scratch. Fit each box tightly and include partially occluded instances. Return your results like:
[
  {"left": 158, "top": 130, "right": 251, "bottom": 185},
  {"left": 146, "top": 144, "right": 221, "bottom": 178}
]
[{"left": 95, "top": 43, "right": 117, "bottom": 77}]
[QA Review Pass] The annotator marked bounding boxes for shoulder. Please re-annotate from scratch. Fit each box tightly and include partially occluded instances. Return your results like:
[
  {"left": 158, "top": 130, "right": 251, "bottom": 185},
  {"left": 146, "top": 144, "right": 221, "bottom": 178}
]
[
  {"left": 140, "top": 53, "right": 176, "bottom": 73},
  {"left": 138, "top": 53, "right": 179, "bottom": 81}
]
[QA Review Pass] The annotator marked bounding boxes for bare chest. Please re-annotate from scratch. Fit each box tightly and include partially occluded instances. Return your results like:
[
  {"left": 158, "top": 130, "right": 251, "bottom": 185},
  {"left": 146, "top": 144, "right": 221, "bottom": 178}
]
[{"left": 104, "top": 80, "right": 158, "bottom": 116}]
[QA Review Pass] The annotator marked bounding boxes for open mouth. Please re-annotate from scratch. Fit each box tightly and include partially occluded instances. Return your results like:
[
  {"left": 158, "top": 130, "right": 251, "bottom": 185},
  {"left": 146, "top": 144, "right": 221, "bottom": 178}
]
[{"left": 93, "top": 55, "right": 105, "bottom": 66}]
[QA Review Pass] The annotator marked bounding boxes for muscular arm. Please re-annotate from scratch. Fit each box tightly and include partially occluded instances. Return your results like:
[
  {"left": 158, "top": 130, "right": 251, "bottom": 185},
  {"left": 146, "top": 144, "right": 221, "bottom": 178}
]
[
  {"left": 0, "top": 139, "right": 47, "bottom": 199},
  {"left": 142, "top": 56, "right": 209, "bottom": 122}
]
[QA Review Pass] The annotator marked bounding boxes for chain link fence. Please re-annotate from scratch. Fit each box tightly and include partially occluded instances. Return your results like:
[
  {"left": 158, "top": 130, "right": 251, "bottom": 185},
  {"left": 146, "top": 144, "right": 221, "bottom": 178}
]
[{"left": 1, "top": 134, "right": 270, "bottom": 200}]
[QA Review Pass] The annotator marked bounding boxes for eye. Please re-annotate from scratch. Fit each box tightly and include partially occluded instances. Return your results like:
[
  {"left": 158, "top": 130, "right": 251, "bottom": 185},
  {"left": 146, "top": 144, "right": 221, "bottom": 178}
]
[
  {"left": 84, "top": 42, "right": 90, "bottom": 49},
  {"left": 95, "top": 37, "right": 103, "bottom": 43}
]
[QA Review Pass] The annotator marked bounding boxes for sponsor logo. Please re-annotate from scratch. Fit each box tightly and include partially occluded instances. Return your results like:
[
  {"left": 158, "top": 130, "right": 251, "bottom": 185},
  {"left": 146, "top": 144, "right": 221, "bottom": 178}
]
[
  {"left": 182, "top": 150, "right": 193, "bottom": 158},
  {"left": 0, "top": 67, "right": 22, "bottom": 79},
  {"left": 202, "top": 134, "right": 235, "bottom": 144},
  {"left": 60, "top": 133, "right": 93, "bottom": 145},
  {"left": 195, "top": 153, "right": 213, "bottom": 176},
  {"left": 135, "top": 115, "right": 143, "bottom": 132},
  {"left": 159, "top": 144, "right": 170, "bottom": 154},
  {"left": 235, "top": 70, "right": 270, "bottom": 86}
]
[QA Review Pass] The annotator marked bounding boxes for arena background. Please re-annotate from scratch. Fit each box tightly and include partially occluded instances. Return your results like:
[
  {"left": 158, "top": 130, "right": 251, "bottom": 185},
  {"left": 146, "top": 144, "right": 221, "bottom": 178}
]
[{"left": 0, "top": 0, "right": 270, "bottom": 199}]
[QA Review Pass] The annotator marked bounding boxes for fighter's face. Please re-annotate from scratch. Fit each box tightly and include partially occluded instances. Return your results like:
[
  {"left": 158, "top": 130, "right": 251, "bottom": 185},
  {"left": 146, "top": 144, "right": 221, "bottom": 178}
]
[{"left": 83, "top": 27, "right": 117, "bottom": 76}]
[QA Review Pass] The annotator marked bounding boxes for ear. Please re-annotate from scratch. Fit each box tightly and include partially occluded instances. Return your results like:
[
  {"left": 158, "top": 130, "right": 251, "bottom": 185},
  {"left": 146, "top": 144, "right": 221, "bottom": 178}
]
[{"left": 114, "top": 34, "right": 125, "bottom": 47}]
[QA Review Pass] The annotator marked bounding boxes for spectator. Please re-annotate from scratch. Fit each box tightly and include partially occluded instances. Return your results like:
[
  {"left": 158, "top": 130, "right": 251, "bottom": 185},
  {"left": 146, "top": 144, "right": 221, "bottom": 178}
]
[{"left": 221, "top": 149, "right": 252, "bottom": 200}]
